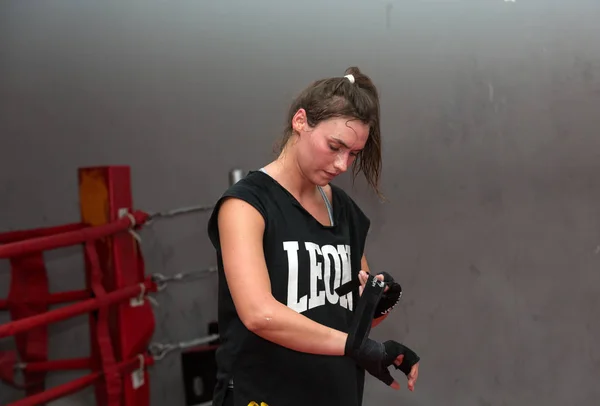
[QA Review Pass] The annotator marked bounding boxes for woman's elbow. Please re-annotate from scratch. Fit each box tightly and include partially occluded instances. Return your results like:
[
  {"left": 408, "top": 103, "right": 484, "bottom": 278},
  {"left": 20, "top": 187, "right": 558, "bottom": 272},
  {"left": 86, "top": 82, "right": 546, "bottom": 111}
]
[{"left": 238, "top": 299, "right": 278, "bottom": 333}]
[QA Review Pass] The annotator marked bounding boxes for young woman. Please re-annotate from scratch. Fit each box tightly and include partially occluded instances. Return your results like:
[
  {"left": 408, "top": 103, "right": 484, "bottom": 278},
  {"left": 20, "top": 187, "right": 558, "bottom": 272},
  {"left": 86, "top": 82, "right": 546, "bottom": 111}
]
[{"left": 207, "top": 67, "right": 420, "bottom": 406}]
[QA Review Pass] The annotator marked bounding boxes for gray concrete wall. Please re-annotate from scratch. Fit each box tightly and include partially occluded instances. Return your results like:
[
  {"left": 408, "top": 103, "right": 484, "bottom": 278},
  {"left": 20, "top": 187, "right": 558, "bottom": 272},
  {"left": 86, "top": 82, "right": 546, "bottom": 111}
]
[{"left": 1, "top": 0, "right": 599, "bottom": 405}]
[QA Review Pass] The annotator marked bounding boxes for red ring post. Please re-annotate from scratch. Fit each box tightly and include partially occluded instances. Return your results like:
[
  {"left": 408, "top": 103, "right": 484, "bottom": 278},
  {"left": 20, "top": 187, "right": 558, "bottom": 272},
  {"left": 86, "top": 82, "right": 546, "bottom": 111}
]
[{"left": 79, "top": 166, "right": 155, "bottom": 406}]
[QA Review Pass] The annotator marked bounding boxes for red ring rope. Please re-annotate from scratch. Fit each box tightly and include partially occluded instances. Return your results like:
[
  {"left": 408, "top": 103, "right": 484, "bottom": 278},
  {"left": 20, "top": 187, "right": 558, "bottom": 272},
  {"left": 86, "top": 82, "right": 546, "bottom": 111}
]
[
  {"left": 0, "top": 289, "right": 90, "bottom": 310},
  {"left": 6, "top": 354, "right": 155, "bottom": 406},
  {"left": 0, "top": 222, "right": 86, "bottom": 245},
  {"left": 23, "top": 357, "right": 93, "bottom": 373},
  {"left": 0, "top": 210, "right": 149, "bottom": 259},
  {"left": 0, "top": 278, "right": 157, "bottom": 339},
  {"left": 0, "top": 206, "right": 155, "bottom": 405}
]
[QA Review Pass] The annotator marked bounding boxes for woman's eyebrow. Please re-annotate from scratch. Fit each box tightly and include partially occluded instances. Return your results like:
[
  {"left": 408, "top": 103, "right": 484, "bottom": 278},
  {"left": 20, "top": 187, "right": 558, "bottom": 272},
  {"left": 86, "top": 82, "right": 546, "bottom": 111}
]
[{"left": 332, "top": 137, "right": 362, "bottom": 151}]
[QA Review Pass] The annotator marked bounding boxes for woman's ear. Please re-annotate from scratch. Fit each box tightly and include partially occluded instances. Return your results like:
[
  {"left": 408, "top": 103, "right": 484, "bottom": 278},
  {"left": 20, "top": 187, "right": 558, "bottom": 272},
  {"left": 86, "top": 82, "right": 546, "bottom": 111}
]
[{"left": 291, "top": 108, "right": 307, "bottom": 134}]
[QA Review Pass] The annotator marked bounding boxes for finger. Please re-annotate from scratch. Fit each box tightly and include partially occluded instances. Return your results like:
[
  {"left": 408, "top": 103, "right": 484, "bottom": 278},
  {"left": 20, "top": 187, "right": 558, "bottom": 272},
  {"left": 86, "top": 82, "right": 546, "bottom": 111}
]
[
  {"left": 409, "top": 362, "right": 419, "bottom": 378},
  {"left": 375, "top": 273, "right": 390, "bottom": 292},
  {"left": 408, "top": 374, "right": 417, "bottom": 391},
  {"left": 393, "top": 354, "right": 404, "bottom": 367},
  {"left": 409, "top": 364, "right": 419, "bottom": 380},
  {"left": 360, "top": 276, "right": 367, "bottom": 286},
  {"left": 408, "top": 365, "right": 418, "bottom": 391},
  {"left": 379, "top": 370, "right": 398, "bottom": 389}
]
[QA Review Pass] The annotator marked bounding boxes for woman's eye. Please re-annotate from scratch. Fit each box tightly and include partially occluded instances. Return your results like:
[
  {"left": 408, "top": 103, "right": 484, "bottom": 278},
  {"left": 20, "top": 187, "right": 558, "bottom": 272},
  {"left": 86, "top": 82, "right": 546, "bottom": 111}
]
[{"left": 329, "top": 145, "right": 340, "bottom": 152}]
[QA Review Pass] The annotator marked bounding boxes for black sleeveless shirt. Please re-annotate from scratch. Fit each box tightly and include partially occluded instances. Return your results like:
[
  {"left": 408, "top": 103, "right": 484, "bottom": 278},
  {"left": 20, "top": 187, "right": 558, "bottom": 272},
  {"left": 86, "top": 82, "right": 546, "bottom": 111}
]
[{"left": 207, "top": 170, "right": 371, "bottom": 406}]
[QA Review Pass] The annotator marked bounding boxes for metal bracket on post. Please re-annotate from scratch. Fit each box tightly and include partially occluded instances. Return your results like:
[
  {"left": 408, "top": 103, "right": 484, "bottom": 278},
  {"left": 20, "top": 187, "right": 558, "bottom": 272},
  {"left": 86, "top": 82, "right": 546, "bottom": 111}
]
[{"left": 229, "top": 169, "right": 245, "bottom": 186}]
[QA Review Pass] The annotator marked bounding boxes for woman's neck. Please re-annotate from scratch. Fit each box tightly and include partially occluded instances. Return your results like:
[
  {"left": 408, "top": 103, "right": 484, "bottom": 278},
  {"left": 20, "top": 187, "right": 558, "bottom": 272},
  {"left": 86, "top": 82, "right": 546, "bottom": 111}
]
[{"left": 264, "top": 149, "right": 318, "bottom": 201}]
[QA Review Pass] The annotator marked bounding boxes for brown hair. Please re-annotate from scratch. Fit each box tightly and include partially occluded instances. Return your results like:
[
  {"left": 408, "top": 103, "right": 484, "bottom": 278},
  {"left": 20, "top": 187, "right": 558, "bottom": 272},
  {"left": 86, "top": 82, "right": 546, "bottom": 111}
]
[{"left": 276, "top": 67, "right": 383, "bottom": 197}]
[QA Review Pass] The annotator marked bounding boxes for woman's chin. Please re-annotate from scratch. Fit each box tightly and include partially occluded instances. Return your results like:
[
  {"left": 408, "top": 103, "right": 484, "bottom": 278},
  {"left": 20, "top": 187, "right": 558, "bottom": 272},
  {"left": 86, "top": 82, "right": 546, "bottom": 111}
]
[{"left": 314, "top": 171, "right": 334, "bottom": 186}]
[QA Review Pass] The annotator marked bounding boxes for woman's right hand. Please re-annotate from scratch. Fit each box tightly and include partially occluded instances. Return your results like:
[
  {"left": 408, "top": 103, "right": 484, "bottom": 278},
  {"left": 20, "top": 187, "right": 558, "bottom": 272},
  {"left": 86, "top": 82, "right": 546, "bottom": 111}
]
[{"left": 358, "top": 270, "right": 386, "bottom": 296}]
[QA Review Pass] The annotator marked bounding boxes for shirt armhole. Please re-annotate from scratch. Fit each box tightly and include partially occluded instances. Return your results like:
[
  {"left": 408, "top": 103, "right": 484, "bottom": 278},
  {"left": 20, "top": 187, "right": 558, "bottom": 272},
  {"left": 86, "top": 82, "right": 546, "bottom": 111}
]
[{"left": 207, "top": 183, "right": 269, "bottom": 250}]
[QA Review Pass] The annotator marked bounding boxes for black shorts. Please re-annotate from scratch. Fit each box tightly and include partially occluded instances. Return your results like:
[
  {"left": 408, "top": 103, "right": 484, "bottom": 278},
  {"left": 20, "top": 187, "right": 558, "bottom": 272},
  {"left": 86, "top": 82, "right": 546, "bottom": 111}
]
[{"left": 223, "top": 389, "right": 233, "bottom": 406}]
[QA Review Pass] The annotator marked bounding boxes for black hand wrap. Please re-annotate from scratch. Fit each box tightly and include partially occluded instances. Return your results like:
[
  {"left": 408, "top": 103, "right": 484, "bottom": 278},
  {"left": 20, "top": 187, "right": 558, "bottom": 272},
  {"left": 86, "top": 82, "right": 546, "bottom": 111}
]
[
  {"left": 341, "top": 274, "right": 420, "bottom": 385},
  {"left": 374, "top": 271, "right": 403, "bottom": 318},
  {"left": 348, "top": 339, "right": 420, "bottom": 384},
  {"left": 343, "top": 274, "right": 384, "bottom": 357},
  {"left": 335, "top": 271, "right": 403, "bottom": 319},
  {"left": 383, "top": 341, "right": 420, "bottom": 376}
]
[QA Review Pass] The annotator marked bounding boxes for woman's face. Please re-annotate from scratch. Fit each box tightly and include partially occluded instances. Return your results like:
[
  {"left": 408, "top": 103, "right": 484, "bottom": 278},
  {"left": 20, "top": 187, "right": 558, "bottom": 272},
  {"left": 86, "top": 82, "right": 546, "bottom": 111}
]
[{"left": 292, "top": 109, "right": 370, "bottom": 186}]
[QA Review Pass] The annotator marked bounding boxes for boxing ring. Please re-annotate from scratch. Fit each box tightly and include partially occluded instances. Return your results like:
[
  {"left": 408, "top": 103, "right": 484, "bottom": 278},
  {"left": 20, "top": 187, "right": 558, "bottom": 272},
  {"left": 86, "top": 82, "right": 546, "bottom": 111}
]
[{"left": 0, "top": 166, "right": 241, "bottom": 406}]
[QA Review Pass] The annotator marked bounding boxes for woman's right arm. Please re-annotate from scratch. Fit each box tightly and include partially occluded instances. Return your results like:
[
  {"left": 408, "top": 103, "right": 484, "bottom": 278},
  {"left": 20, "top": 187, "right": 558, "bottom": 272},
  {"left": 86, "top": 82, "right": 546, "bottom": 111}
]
[{"left": 218, "top": 196, "right": 348, "bottom": 356}]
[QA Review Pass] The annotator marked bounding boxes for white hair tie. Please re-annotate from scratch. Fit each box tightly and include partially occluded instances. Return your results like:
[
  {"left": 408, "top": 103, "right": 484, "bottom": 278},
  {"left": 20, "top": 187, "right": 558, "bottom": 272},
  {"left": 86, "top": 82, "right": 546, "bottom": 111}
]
[{"left": 344, "top": 74, "right": 355, "bottom": 84}]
